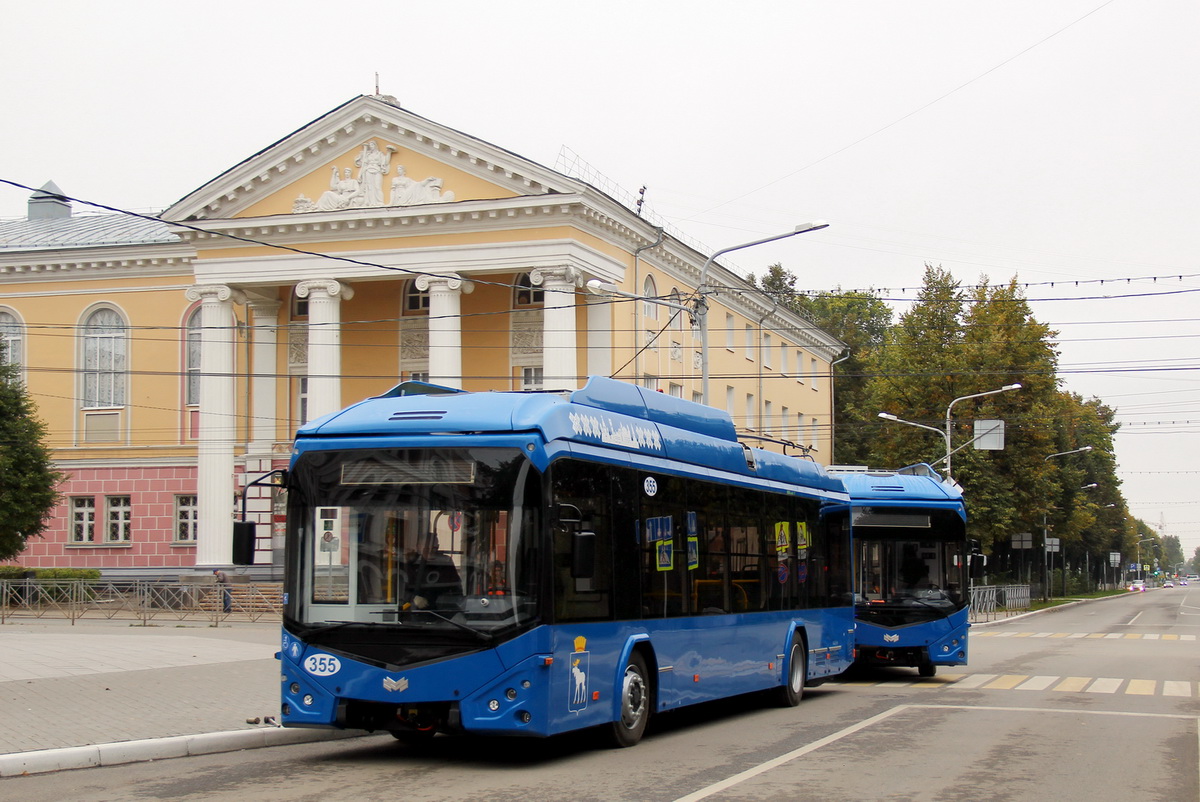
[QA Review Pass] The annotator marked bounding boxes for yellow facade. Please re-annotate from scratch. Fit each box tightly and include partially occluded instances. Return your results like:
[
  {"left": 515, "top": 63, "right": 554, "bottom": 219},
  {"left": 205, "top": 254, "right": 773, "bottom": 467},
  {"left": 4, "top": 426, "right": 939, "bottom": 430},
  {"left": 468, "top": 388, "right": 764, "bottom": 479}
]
[{"left": 0, "top": 95, "right": 841, "bottom": 576}]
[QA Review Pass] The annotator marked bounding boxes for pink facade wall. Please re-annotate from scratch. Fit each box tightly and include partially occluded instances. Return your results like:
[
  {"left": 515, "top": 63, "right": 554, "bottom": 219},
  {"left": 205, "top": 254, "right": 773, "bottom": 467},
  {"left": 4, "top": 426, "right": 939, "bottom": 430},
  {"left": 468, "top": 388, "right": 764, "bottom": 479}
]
[{"left": 8, "top": 465, "right": 199, "bottom": 570}]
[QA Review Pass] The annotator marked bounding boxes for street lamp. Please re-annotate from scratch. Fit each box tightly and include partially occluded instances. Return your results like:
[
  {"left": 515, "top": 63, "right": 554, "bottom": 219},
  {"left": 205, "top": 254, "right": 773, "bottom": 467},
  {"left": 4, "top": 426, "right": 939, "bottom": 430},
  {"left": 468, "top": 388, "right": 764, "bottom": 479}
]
[
  {"left": 1136, "top": 538, "right": 1155, "bottom": 583},
  {"left": 944, "top": 384, "right": 1022, "bottom": 479},
  {"left": 696, "top": 222, "right": 829, "bottom": 405},
  {"left": 878, "top": 383, "right": 1021, "bottom": 481},
  {"left": 877, "top": 412, "right": 950, "bottom": 467},
  {"left": 1038, "top": 448, "right": 1095, "bottom": 600}
]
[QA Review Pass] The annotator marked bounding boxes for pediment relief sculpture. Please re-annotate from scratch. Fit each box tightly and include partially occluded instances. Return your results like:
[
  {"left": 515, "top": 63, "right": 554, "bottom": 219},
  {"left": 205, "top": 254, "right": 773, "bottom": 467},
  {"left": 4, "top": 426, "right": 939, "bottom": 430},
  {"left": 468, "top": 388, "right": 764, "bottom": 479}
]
[{"left": 292, "top": 139, "right": 457, "bottom": 214}]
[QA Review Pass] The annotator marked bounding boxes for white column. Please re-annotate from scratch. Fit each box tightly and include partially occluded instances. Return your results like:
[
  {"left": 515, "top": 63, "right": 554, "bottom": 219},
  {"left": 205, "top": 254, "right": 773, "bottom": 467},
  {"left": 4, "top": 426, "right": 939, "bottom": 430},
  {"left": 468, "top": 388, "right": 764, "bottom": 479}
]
[
  {"left": 586, "top": 292, "right": 612, "bottom": 379},
  {"left": 415, "top": 272, "right": 474, "bottom": 388},
  {"left": 245, "top": 294, "right": 281, "bottom": 454},
  {"left": 532, "top": 266, "right": 581, "bottom": 389},
  {"left": 296, "top": 279, "right": 354, "bottom": 422},
  {"left": 185, "top": 284, "right": 243, "bottom": 567}
]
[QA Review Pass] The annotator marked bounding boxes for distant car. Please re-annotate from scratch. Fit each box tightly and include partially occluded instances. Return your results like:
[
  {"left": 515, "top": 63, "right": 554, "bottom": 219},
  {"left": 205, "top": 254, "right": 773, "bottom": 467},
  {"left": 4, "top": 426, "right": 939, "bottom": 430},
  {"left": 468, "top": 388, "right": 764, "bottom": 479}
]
[
  {"left": 1128, "top": 580, "right": 1146, "bottom": 592},
  {"left": 1163, "top": 580, "right": 1174, "bottom": 588},
  {"left": 1181, "top": 579, "right": 1189, "bottom": 586}
]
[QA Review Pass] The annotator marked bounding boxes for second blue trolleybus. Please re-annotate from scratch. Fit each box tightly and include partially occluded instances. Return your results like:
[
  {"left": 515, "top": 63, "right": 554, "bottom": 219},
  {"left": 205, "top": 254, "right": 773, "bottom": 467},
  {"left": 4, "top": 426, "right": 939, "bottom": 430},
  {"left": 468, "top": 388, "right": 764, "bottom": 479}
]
[
  {"left": 832, "top": 465, "right": 970, "bottom": 676},
  {"left": 276, "top": 377, "right": 854, "bottom": 746}
]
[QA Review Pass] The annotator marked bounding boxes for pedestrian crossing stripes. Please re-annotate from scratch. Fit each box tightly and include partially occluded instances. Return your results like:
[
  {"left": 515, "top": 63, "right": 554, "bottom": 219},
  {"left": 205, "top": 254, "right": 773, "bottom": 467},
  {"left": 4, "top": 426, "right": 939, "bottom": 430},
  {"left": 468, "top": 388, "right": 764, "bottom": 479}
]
[
  {"left": 975, "top": 631, "right": 1196, "bottom": 640},
  {"left": 837, "top": 673, "right": 1199, "bottom": 697}
]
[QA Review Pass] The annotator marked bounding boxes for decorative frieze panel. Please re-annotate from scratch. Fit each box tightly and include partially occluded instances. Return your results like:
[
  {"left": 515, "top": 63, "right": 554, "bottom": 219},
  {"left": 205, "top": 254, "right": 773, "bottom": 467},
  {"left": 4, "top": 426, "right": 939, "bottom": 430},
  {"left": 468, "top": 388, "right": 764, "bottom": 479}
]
[{"left": 292, "top": 139, "right": 456, "bottom": 214}]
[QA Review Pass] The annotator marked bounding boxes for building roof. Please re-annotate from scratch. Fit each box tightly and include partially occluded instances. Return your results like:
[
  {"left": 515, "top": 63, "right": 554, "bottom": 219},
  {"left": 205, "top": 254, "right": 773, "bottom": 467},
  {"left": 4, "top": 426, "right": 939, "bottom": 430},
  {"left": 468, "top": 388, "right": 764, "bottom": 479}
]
[{"left": 0, "top": 213, "right": 178, "bottom": 252}]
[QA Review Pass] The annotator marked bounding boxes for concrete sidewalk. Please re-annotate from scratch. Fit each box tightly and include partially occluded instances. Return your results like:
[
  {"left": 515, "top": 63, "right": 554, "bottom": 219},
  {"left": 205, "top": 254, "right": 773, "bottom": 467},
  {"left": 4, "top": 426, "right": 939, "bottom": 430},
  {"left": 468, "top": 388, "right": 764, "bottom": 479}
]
[{"left": 0, "top": 617, "right": 366, "bottom": 776}]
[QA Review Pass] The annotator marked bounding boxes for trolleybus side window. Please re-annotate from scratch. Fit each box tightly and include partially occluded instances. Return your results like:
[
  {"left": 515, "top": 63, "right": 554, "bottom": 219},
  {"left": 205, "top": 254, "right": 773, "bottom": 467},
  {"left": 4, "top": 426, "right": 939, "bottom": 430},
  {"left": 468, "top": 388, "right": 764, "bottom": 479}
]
[{"left": 550, "top": 459, "right": 614, "bottom": 622}]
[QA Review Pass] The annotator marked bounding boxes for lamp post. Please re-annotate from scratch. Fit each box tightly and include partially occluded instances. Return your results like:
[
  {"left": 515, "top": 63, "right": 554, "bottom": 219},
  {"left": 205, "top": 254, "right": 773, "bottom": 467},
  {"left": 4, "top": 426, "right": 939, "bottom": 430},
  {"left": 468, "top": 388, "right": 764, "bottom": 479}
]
[
  {"left": 878, "top": 383, "right": 1021, "bottom": 481},
  {"left": 944, "top": 384, "right": 1022, "bottom": 480},
  {"left": 696, "top": 222, "right": 828, "bottom": 405},
  {"left": 1136, "top": 538, "right": 1155, "bottom": 583},
  {"left": 1040, "top": 446, "right": 1094, "bottom": 600},
  {"left": 877, "top": 412, "right": 949, "bottom": 465}
]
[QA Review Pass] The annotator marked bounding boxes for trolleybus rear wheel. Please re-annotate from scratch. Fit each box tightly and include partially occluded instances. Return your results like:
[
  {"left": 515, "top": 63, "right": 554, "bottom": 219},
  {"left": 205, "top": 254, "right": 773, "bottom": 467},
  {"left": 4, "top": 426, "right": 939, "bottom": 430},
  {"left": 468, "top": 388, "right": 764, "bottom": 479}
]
[
  {"left": 775, "top": 635, "right": 807, "bottom": 707},
  {"left": 608, "top": 651, "right": 650, "bottom": 747}
]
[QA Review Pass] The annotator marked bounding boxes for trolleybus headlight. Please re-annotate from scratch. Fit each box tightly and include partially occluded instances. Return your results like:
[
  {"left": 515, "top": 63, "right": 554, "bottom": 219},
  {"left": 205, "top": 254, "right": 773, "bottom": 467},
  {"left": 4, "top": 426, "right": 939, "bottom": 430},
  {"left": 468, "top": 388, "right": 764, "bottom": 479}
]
[
  {"left": 303, "top": 694, "right": 315, "bottom": 706},
  {"left": 282, "top": 703, "right": 291, "bottom": 715},
  {"left": 488, "top": 699, "right": 500, "bottom": 712},
  {"left": 290, "top": 683, "right": 301, "bottom": 694},
  {"left": 519, "top": 711, "right": 531, "bottom": 723},
  {"left": 521, "top": 680, "right": 531, "bottom": 689},
  {"left": 505, "top": 688, "right": 518, "bottom": 701}
]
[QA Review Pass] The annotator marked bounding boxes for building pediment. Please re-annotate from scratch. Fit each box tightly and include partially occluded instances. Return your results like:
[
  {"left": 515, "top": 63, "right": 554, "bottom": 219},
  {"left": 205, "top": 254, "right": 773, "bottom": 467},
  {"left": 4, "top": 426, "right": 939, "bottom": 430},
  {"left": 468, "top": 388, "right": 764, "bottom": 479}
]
[{"left": 162, "top": 95, "right": 585, "bottom": 223}]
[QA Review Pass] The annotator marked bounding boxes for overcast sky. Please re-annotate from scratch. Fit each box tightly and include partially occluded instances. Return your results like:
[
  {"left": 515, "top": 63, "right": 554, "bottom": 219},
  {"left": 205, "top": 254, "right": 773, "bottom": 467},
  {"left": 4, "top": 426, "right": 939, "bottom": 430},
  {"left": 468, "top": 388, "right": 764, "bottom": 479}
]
[{"left": 3, "top": 1, "right": 1198, "bottom": 559}]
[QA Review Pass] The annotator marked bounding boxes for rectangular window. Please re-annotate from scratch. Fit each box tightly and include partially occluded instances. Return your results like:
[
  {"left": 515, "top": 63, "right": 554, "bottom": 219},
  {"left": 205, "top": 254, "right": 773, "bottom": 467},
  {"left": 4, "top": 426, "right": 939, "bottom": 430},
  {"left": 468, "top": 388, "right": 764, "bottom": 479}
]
[
  {"left": 779, "top": 343, "right": 789, "bottom": 374},
  {"left": 811, "top": 357, "right": 820, "bottom": 390},
  {"left": 71, "top": 497, "right": 95, "bottom": 543},
  {"left": 521, "top": 367, "right": 544, "bottom": 390},
  {"left": 668, "top": 382, "right": 683, "bottom": 398},
  {"left": 724, "top": 314, "right": 735, "bottom": 350},
  {"left": 797, "top": 413, "right": 805, "bottom": 444},
  {"left": 810, "top": 419, "right": 820, "bottom": 450},
  {"left": 764, "top": 400, "right": 773, "bottom": 435},
  {"left": 725, "top": 385, "right": 735, "bottom": 414},
  {"left": 745, "top": 393, "right": 756, "bottom": 430},
  {"left": 781, "top": 406, "right": 790, "bottom": 439},
  {"left": 692, "top": 391, "right": 703, "bottom": 405},
  {"left": 744, "top": 325, "right": 754, "bottom": 359},
  {"left": 106, "top": 496, "right": 132, "bottom": 543},
  {"left": 763, "top": 334, "right": 772, "bottom": 368},
  {"left": 175, "top": 495, "right": 199, "bottom": 543},
  {"left": 796, "top": 350, "right": 805, "bottom": 384}
]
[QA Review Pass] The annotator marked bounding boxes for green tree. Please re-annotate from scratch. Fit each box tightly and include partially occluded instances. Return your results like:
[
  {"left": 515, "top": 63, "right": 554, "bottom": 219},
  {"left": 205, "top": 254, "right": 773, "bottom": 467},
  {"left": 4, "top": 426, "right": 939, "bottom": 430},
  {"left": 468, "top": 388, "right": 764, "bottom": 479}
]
[
  {"left": 0, "top": 354, "right": 65, "bottom": 560},
  {"left": 755, "top": 264, "right": 892, "bottom": 464}
]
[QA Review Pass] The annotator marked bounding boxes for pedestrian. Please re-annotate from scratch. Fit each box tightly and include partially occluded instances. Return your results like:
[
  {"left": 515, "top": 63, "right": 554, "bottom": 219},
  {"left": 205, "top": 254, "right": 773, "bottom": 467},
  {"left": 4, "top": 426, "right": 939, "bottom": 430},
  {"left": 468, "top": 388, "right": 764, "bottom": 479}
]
[{"left": 213, "top": 568, "right": 232, "bottom": 613}]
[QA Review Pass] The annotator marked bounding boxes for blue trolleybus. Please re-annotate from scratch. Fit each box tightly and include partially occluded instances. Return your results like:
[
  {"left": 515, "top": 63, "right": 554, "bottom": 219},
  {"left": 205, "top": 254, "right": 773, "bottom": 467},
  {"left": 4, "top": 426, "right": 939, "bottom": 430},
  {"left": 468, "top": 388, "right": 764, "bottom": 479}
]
[
  {"left": 833, "top": 465, "right": 969, "bottom": 677},
  {"left": 277, "top": 377, "right": 854, "bottom": 746}
]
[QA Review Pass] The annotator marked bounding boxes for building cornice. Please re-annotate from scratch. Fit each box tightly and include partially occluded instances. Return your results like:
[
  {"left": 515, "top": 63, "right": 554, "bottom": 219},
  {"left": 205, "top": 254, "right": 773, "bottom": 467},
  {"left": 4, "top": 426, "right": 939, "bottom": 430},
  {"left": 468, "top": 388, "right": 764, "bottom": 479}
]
[{"left": 0, "top": 242, "right": 195, "bottom": 280}]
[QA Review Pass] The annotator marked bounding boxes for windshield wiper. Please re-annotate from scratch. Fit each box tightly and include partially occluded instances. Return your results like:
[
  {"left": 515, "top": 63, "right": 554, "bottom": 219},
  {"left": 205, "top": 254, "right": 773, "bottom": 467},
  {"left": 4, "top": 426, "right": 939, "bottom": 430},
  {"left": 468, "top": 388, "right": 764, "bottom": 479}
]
[
  {"left": 406, "top": 608, "right": 493, "bottom": 643},
  {"left": 303, "top": 620, "right": 365, "bottom": 637}
]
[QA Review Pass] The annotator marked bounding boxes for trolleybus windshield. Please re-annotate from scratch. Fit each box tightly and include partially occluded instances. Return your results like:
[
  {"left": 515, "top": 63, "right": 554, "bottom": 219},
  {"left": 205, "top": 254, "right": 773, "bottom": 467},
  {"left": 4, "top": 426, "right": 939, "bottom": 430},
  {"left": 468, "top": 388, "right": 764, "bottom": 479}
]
[{"left": 285, "top": 446, "right": 541, "bottom": 644}]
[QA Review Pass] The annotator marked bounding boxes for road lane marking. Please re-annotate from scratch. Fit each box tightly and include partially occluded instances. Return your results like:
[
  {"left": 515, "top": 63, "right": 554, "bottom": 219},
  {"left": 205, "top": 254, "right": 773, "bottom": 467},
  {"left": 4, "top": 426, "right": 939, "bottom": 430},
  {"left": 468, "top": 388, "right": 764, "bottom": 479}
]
[
  {"left": 1085, "top": 677, "right": 1123, "bottom": 693},
  {"left": 672, "top": 705, "right": 1200, "bottom": 802},
  {"left": 1163, "top": 681, "right": 1193, "bottom": 697},
  {"left": 1125, "top": 679, "right": 1157, "bottom": 695},
  {"left": 671, "top": 704, "right": 913, "bottom": 802},
  {"left": 1053, "top": 676, "right": 1090, "bottom": 692},
  {"left": 984, "top": 675, "right": 1028, "bottom": 690},
  {"left": 951, "top": 673, "right": 997, "bottom": 689},
  {"left": 1015, "top": 676, "right": 1058, "bottom": 691}
]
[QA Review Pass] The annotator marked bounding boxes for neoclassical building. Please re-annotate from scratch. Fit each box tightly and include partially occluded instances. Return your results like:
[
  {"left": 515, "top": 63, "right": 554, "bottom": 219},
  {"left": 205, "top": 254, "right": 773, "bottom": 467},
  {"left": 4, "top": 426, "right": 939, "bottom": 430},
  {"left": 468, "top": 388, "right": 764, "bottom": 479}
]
[{"left": 0, "top": 95, "right": 843, "bottom": 577}]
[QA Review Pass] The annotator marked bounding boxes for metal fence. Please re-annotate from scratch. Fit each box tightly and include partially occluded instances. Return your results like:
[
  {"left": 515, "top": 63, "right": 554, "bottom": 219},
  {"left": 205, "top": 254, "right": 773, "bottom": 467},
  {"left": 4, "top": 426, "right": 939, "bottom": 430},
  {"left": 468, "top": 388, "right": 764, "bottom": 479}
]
[
  {"left": 0, "top": 579, "right": 283, "bottom": 625},
  {"left": 969, "top": 584, "right": 1032, "bottom": 623}
]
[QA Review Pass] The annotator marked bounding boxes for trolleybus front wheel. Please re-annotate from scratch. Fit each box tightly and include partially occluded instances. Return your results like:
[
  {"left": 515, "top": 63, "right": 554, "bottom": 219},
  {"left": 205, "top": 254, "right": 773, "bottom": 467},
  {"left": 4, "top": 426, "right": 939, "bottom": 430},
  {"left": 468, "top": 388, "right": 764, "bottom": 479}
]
[
  {"left": 775, "top": 634, "right": 807, "bottom": 707},
  {"left": 608, "top": 651, "right": 650, "bottom": 747},
  {"left": 918, "top": 660, "right": 937, "bottom": 677}
]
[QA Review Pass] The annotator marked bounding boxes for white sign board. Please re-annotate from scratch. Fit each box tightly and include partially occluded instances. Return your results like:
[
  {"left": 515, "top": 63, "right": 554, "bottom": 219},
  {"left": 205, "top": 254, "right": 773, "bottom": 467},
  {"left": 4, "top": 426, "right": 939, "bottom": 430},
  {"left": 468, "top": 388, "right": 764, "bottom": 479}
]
[{"left": 973, "top": 419, "right": 1005, "bottom": 451}]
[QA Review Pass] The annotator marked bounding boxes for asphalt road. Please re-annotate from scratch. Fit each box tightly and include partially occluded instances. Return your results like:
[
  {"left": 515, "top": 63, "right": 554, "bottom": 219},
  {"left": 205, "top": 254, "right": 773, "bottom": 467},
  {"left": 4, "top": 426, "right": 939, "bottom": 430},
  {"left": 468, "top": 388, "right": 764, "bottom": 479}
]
[{"left": 4, "top": 589, "right": 1197, "bottom": 802}]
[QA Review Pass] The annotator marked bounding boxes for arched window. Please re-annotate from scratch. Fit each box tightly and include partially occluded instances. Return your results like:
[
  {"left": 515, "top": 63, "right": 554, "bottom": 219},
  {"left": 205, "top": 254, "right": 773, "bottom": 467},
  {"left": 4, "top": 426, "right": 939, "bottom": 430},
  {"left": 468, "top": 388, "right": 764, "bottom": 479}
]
[
  {"left": 82, "top": 308, "right": 127, "bottom": 408},
  {"left": 513, "top": 273, "right": 543, "bottom": 307},
  {"left": 403, "top": 280, "right": 430, "bottom": 315},
  {"left": 642, "top": 275, "right": 658, "bottom": 321},
  {"left": 668, "top": 287, "right": 683, "bottom": 330},
  {"left": 0, "top": 309, "right": 22, "bottom": 369},
  {"left": 185, "top": 308, "right": 201, "bottom": 406}
]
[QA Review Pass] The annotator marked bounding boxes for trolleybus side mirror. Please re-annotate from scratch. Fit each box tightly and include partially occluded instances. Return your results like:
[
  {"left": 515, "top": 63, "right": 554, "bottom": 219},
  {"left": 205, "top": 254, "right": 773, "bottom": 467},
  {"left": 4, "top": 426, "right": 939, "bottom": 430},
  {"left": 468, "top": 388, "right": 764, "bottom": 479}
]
[
  {"left": 968, "top": 540, "right": 987, "bottom": 579},
  {"left": 559, "top": 504, "right": 596, "bottom": 579}
]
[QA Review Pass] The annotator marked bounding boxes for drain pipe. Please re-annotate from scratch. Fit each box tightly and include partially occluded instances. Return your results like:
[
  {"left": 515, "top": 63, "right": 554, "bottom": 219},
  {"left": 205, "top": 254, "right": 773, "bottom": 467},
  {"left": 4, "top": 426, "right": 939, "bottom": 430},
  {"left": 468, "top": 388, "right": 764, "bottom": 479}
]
[
  {"left": 631, "top": 227, "right": 665, "bottom": 381},
  {"left": 829, "top": 350, "right": 850, "bottom": 461}
]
